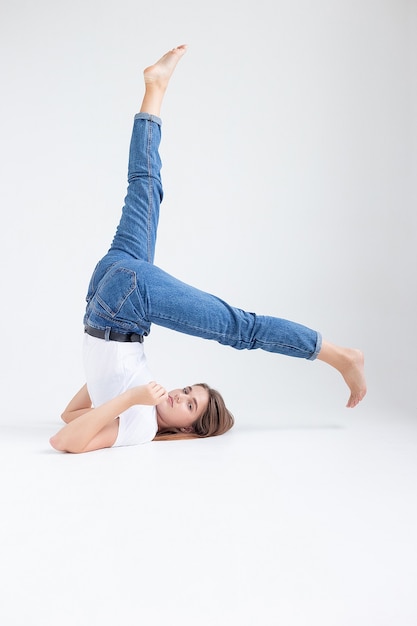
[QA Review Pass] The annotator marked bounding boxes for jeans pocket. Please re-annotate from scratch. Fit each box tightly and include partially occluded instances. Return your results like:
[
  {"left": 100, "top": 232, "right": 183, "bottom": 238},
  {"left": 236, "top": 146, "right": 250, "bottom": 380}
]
[{"left": 95, "top": 266, "right": 137, "bottom": 318}]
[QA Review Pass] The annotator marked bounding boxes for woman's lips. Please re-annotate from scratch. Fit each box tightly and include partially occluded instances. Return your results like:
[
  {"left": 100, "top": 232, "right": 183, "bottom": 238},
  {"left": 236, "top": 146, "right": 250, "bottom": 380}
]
[{"left": 169, "top": 395, "right": 173, "bottom": 407}]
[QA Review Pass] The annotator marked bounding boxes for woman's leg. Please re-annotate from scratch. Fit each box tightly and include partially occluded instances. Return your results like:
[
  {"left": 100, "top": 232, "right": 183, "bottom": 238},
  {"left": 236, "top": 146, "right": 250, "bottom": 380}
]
[
  {"left": 134, "top": 263, "right": 366, "bottom": 408},
  {"left": 108, "top": 114, "right": 162, "bottom": 263},
  {"left": 84, "top": 46, "right": 187, "bottom": 313},
  {"left": 108, "top": 46, "right": 187, "bottom": 263}
]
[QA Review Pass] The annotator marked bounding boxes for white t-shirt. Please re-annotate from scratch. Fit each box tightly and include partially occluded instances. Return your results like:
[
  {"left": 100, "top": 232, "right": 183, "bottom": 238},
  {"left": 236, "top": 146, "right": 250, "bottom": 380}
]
[{"left": 83, "top": 334, "right": 158, "bottom": 447}]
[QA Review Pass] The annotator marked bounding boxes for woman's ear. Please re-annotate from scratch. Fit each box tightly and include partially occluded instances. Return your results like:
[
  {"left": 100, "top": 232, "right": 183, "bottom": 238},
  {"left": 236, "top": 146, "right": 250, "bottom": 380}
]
[{"left": 180, "top": 426, "right": 194, "bottom": 433}]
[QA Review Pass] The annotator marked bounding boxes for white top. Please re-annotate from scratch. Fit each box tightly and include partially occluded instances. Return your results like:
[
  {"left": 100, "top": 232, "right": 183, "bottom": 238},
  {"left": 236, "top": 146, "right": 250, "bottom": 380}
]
[{"left": 83, "top": 334, "right": 158, "bottom": 447}]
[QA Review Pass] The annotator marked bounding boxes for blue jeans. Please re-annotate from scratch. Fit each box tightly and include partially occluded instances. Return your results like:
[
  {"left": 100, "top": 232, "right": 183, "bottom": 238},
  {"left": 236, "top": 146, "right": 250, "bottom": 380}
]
[{"left": 84, "top": 114, "right": 322, "bottom": 360}]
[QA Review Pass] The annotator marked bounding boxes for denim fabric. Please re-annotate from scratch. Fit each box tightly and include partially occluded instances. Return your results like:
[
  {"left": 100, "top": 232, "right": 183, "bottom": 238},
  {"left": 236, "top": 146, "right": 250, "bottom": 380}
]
[{"left": 84, "top": 114, "right": 322, "bottom": 360}]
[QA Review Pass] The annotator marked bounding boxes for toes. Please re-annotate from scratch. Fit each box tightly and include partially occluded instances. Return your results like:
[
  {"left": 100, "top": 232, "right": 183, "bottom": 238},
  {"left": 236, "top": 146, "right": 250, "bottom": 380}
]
[
  {"left": 346, "top": 394, "right": 358, "bottom": 408},
  {"left": 346, "top": 390, "right": 366, "bottom": 408}
]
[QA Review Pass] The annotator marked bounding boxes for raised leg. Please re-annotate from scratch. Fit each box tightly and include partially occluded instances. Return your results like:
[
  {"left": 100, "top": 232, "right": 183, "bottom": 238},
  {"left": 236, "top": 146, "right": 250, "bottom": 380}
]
[
  {"left": 135, "top": 264, "right": 367, "bottom": 408},
  {"left": 109, "top": 115, "right": 163, "bottom": 263},
  {"left": 108, "top": 45, "right": 187, "bottom": 263}
]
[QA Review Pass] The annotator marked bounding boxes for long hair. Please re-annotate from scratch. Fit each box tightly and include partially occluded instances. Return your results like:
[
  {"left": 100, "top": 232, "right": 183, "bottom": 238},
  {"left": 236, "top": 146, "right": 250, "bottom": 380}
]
[{"left": 153, "top": 383, "right": 234, "bottom": 441}]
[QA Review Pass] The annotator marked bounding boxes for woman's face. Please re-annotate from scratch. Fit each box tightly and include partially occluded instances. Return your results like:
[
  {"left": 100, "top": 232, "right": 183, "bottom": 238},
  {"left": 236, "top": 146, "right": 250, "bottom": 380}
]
[{"left": 156, "top": 385, "right": 209, "bottom": 432}]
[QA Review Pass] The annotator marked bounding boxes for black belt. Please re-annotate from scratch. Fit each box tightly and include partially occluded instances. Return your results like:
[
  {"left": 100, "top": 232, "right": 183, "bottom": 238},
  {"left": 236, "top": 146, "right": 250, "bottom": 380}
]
[{"left": 84, "top": 325, "right": 144, "bottom": 343}]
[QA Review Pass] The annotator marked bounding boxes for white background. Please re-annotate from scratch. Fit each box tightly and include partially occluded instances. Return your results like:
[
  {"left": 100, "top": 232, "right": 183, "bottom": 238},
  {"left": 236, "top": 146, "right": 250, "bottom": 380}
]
[
  {"left": 1, "top": 2, "right": 417, "bottom": 625},
  {"left": 1, "top": 0, "right": 415, "bottom": 426}
]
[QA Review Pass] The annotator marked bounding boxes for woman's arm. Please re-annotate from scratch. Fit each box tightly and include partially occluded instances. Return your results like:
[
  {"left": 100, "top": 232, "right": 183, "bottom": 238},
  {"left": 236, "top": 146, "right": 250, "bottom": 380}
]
[
  {"left": 61, "top": 384, "right": 93, "bottom": 423},
  {"left": 50, "top": 382, "right": 167, "bottom": 454}
]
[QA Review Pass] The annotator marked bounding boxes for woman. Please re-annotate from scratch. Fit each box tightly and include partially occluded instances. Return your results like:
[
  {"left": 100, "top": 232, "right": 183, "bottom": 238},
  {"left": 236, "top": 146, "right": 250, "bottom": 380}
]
[{"left": 50, "top": 45, "right": 366, "bottom": 454}]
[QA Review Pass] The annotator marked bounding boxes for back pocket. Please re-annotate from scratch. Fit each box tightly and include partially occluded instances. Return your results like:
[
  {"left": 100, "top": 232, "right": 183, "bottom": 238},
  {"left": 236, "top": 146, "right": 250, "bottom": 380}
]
[{"left": 95, "top": 266, "right": 136, "bottom": 318}]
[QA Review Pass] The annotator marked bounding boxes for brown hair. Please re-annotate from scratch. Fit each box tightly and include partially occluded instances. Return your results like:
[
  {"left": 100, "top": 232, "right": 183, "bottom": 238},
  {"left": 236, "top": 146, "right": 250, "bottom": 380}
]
[{"left": 153, "top": 383, "right": 234, "bottom": 442}]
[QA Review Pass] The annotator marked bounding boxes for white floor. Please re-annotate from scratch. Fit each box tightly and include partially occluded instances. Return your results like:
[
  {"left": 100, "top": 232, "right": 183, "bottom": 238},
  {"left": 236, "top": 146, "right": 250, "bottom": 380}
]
[{"left": 1, "top": 410, "right": 417, "bottom": 626}]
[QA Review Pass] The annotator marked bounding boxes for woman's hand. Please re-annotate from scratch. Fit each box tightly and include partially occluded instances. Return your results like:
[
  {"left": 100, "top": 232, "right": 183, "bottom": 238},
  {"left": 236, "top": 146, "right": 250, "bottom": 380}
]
[{"left": 131, "top": 381, "right": 168, "bottom": 406}]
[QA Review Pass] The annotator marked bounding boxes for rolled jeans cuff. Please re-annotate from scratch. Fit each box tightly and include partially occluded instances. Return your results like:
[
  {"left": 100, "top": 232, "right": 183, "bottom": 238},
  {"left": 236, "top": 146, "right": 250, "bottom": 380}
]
[
  {"left": 308, "top": 331, "right": 322, "bottom": 361},
  {"left": 134, "top": 112, "right": 162, "bottom": 126}
]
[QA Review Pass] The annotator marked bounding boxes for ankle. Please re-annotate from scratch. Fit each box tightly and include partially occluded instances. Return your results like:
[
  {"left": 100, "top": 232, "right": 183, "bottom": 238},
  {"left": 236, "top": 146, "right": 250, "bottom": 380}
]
[
  {"left": 143, "top": 79, "right": 167, "bottom": 92},
  {"left": 317, "top": 340, "right": 349, "bottom": 371}
]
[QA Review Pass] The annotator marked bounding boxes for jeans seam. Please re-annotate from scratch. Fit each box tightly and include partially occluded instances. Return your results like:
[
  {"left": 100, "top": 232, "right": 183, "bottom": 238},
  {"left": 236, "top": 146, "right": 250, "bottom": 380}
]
[{"left": 146, "top": 121, "right": 153, "bottom": 263}]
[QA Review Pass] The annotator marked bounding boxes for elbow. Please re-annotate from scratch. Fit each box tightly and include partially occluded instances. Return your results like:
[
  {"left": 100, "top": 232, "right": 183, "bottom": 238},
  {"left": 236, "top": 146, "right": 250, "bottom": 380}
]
[
  {"left": 49, "top": 434, "right": 82, "bottom": 454},
  {"left": 49, "top": 434, "right": 66, "bottom": 452}
]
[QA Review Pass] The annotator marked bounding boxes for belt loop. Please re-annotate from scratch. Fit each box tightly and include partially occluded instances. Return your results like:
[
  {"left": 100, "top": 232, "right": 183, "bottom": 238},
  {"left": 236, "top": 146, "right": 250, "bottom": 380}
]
[{"left": 104, "top": 327, "right": 111, "bottom": 341}]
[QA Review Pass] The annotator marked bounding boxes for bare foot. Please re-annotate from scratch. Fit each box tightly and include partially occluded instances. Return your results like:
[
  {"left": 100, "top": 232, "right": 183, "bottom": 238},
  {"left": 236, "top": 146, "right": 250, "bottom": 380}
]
[
  {"left": 341, "top": 348, "right": 367, "bottom": 408},
  {"left": 139, "top": 45, "right": 187, "bottom": 117},
  {"left": 317, "top": 341, "right": 367, "bottom": 408},
  {"left": 143, "top": 45, "right": 187, "bottom": 90}
]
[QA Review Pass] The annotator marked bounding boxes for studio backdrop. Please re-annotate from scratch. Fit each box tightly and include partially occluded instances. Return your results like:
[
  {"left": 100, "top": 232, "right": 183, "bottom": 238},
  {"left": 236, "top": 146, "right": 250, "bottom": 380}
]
[{"left": 0, "top": 0, "right": 415, "bottom": 427}]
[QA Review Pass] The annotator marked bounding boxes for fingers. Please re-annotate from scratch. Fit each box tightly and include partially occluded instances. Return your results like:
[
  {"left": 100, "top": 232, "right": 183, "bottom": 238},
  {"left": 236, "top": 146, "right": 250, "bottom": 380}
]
[{"left": 148, "top": 381, "right": 168, "bottom": 401}]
